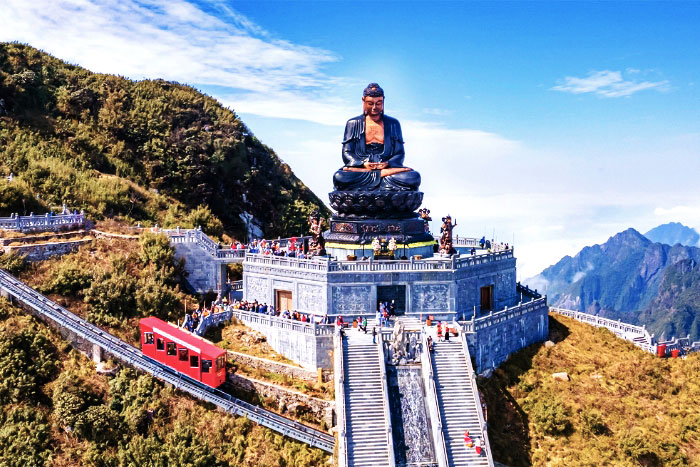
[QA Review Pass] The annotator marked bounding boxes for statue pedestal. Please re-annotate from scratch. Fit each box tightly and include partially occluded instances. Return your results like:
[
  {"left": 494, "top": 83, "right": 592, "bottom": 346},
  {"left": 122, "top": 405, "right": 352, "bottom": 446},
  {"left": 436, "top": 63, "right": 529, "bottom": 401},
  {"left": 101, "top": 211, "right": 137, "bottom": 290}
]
[{"left": 323, "top": 216, "right": 435, "bottom": 259}]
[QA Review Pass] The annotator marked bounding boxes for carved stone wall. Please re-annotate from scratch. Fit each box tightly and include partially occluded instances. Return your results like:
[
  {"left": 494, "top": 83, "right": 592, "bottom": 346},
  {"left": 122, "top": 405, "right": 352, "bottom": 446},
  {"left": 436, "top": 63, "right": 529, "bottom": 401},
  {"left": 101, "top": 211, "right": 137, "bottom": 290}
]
[
  {"left": 246, "top": 275, "right": 270, "bottom": 304},
  {"left": 332, "top": 286, "right": 371, "bottom": 315},
  {"left": 297, "top": 283, "right": 325, "bottom": 314},
  {"left": 411, "top": 283, "right": 450, "bottom": 312}
]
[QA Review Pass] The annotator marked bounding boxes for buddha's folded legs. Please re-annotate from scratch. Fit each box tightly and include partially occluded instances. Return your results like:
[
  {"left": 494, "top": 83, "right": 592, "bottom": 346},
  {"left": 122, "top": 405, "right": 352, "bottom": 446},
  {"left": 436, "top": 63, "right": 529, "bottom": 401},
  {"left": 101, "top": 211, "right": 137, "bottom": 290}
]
[{"left": 333, "top": 167, "right": 421, "bottom": 191}]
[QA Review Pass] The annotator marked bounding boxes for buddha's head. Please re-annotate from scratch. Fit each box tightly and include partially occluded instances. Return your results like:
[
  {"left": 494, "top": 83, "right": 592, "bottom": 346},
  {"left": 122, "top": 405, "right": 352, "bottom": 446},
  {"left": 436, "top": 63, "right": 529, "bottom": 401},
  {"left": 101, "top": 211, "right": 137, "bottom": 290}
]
[{"left": 362, "top": 83, "right": 384, "bottom": 121}]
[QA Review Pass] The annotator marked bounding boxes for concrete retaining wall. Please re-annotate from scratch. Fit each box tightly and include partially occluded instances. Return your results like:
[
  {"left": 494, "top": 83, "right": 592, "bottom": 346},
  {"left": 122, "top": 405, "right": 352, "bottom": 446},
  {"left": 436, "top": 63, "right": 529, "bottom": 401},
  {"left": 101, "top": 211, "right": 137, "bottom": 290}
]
[
  {"left": 3, "top": 239, "right": 92, "bottom": 261},
  {"left": 228, "top": 373, "right": 334, "bottom": 428},
  {"left": 228, "top": 350, "right": 332, "bottom": 383}
]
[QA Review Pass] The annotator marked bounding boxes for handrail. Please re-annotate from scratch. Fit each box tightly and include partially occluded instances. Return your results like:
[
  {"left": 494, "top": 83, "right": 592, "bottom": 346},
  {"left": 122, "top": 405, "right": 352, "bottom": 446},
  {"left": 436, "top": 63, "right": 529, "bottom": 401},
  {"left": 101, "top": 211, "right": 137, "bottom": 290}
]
[
  {"left": 0, "top": 212, "right": 85, "bottom": 232},
  {"left": 230, "top": 309, "right": 335, "bottom": 336},
  {"left": 334, "top": 333, "right": 349, "bottom": 467},
  {"left": 549, "top": 307, "right": 658, "bottom": 353},
  {"left": 420, "top": 329, "right": 449, "bottom": 467},
  {"left": 460, "top": 331, "right": 495, "bottom": 466},
  {"left": 0, "top": 269, "right": 334, "bottom": 452},
  {"left": 376, "top": 337, "right": 396, "bottom": 467}
]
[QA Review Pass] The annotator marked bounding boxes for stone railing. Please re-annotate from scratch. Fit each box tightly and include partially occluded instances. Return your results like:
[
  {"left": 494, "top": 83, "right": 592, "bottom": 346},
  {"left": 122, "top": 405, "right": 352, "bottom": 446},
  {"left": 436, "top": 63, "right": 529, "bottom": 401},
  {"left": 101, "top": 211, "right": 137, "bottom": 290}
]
[
  {"left": 460, "top": 332, "right": 495, "bottom": 467},
  {"left": 376, "top": 336, "right": 396, "bottom": 467},
  {"left": 462, "top": 297, "right": 548, "bottom": 333},
  {"left": 0, "top": 212, "right": 85, "bottom": 232},
  {"left": 165, "top": 228, "right": 312, "bottom": 262},
  {"left": 420, "top": 330, "right": 449, "bottom": 467},
  {"left": 334, "top": 334, "right": 349, "bottom": 467},
  {"left": 231, "top": 309, "right": 335, "bottom": 336},
  {"left": 549, "top": 307, "right": 656, "bottom": 353},
  {"left": 246, "top": 249, "right": 513, "bottom": 273},
  {"left": 516, "top": 282, "right": 542, "bottom": 299}
]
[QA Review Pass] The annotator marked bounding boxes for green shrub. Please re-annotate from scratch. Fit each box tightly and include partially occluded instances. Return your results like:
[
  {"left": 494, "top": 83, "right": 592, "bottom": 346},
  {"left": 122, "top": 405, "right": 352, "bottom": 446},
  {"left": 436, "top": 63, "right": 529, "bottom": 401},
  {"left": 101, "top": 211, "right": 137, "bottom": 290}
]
[
  {"left": 0, "top": 251, "right": 27, "bottom": 274},
  {"left": 530, "top": 398, "right": 571, "bottom": 436},
  {"left": 0, "top": 322, "right": 58, "bottom": 403},
  {"left": 0, "top": 406, "right": 52, "bottom": 466},
  {"left": 41, "top": 258, "right": 92, "bottom": 296},
  {"left": 580, "top": 409, "right": 607, "bottom": 436}
]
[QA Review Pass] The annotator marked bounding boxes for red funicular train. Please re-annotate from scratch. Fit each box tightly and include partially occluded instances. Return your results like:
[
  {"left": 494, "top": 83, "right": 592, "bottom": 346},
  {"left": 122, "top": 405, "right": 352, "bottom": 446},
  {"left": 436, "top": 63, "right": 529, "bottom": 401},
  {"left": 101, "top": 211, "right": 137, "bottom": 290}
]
[{"left": 139, "top": 317, "right": 227, "bottom": 388}]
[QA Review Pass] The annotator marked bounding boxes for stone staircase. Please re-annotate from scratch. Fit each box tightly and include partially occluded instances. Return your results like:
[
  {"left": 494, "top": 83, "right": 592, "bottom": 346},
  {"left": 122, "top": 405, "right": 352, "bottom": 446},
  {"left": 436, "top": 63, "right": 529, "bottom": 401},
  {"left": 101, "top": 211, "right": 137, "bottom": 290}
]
[
  {"left": 431, "top": 340, "right": 490, "bottom": 466},
  {"left": 343, "top": 339, "right": 393, "bottom": 466}
]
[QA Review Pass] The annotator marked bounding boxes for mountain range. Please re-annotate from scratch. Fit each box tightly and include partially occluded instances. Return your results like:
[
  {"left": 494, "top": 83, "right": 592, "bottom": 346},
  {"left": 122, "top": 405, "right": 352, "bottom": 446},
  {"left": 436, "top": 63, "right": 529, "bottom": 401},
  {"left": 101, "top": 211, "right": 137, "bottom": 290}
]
[
  {"left": 644, "top": 222, "right": 700, "bottom": 247},
  {"left": 528, "top": 225, "right": 700, "bottom": 340}
]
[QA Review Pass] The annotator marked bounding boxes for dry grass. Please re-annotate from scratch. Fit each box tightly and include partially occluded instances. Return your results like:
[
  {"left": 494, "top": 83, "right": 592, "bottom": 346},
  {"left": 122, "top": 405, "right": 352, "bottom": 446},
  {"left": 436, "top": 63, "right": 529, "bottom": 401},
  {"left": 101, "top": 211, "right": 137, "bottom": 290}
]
[{"left": 479, "top": 314, "right": 700, "bottom": 466}]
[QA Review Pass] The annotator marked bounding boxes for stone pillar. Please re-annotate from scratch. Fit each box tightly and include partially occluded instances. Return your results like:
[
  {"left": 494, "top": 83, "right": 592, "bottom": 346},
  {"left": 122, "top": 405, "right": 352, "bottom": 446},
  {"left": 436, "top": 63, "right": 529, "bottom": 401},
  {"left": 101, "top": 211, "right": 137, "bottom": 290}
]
[{"left": 92, "top": 343, "right": 102, "bottom": 364}]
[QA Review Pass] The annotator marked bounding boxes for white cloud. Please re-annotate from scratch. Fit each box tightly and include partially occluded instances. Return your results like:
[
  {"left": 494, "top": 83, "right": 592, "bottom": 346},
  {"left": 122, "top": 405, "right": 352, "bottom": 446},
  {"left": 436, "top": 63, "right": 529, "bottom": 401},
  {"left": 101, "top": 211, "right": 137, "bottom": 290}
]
[
  {"left": 1, "top": 0, "right": 337, "bottom": 94},
  {"left": 552, "top": 70, "right": 668, "bottom": 97},
  {"left": 654, "top": 205, "right": 700, "bottom": 231}
]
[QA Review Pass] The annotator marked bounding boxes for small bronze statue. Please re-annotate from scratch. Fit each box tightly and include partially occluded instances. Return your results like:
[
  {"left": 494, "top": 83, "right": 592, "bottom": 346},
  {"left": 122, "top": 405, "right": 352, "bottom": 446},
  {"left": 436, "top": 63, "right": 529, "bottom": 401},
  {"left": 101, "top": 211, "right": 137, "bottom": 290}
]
[
  {"left": 418, "top": 208, "right": 432, "bottom": 233},
  {"left": 439, "top": 215, "right": 457, "bottom": 255},
  {"left": 307, "top": 210, "right": 326, "bottom": 256}
]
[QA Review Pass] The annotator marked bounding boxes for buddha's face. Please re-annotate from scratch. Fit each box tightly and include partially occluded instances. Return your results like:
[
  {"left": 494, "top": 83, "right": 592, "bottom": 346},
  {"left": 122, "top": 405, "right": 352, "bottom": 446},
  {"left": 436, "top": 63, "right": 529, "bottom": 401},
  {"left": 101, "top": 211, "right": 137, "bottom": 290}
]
[{"left": 362, "top": 96, "right": 384, "bottom": 120}]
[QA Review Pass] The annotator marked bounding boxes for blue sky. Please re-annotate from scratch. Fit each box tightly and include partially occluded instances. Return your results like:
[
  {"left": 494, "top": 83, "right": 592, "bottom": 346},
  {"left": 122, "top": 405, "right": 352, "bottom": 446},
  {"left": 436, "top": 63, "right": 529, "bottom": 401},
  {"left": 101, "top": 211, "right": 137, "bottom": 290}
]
[{"left": 3, "top": 1, "right": 700, "bottom": 278}]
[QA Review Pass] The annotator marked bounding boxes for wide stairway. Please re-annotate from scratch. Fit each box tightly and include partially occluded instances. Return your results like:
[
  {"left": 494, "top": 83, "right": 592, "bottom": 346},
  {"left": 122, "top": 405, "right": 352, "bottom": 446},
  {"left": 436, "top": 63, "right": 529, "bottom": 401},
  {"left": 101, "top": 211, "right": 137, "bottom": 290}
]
[
  {"left": 343, "top": 340, "right": 393, "bottom": 466},
  {"left": 431, "top": 340, "right": 490, "bottom": 466}
]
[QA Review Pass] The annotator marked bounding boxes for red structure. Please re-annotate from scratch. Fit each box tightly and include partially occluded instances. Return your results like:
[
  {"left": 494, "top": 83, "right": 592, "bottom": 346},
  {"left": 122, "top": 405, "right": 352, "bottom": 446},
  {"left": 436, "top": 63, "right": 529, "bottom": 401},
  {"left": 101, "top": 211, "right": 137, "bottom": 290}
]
[{"left": 139, "top": 317, "right": 227, "bottom": 388}]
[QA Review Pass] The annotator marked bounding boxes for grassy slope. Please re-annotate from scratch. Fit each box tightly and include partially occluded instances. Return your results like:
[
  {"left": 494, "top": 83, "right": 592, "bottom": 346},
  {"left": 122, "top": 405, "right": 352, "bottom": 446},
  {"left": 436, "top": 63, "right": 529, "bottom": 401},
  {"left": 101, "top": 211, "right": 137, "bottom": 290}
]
[
  {"left": 0, "top": 42, "right": 330, "bottom": 240},
  {"left": 479, "top": 314, "right": 700, "bottom": 467}
]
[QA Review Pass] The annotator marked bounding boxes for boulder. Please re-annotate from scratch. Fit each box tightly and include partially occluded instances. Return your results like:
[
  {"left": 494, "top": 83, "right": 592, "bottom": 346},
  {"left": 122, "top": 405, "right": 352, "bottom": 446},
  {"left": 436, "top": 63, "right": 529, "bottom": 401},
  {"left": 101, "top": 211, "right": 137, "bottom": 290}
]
[{"left": 552, "top": 372, "right": 570, "bottom": 381}]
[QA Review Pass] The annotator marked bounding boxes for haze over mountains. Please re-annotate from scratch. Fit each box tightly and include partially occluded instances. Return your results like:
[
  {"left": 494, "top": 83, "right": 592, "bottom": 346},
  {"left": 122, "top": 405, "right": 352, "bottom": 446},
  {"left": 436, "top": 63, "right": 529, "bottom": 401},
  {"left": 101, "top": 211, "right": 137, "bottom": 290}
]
[{"left": 528, "top": 223, "right": 700, "bottom": 340}]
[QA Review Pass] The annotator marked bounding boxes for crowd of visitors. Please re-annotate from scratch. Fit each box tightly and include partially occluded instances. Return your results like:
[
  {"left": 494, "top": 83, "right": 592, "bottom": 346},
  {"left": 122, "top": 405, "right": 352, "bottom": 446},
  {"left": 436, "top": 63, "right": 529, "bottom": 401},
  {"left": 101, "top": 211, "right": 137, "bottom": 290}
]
[
  {"left": 229, "top": 237, "right": 308, "bottom": 258},
  {"left": 181, "top": 295, "right": 329, "bottom": 332}
]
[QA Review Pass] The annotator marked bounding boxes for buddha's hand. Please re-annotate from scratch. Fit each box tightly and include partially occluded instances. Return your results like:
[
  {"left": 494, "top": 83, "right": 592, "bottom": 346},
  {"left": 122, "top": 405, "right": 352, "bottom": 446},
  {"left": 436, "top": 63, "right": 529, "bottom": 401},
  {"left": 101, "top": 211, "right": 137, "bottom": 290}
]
[
  {"left": 363, "top": 161, "right": 388, "bottom": 170},
  {"left": 380, "top": 167, "right": 411, "bottom": 178}
]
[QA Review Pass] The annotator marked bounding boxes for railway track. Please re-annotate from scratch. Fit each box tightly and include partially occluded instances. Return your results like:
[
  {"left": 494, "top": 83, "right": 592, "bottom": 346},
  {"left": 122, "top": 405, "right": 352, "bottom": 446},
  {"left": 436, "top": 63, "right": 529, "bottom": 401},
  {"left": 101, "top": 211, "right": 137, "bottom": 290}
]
[{"left": 0, "top": 269, "right": 335, "bottom": 453}]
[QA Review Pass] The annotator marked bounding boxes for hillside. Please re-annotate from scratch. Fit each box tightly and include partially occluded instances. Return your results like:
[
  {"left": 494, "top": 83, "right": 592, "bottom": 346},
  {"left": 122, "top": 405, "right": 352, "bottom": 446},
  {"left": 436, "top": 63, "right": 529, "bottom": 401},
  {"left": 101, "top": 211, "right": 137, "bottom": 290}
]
[
  {"left": 645, "top": 222, "right": 700, "bottom": 248},
  {"left": 0, "top": 297, "right": 328, "bottom": 467},
  {"left": 479, "top": 314, "right": 700, "bottom": 466},
  {"left": 528, "top": 228, "right": 700, "bottom": 338},
  {"left": 0, "top": 42, "right": 330, "bottom": 240}
]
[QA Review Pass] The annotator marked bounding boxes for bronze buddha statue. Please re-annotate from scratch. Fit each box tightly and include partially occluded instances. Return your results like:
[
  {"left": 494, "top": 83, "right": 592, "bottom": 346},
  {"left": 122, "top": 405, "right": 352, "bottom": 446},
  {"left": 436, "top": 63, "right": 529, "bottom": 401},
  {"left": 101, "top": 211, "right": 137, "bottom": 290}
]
[{"left": 332, "top": 83, "right": 421, "bottom": 192}]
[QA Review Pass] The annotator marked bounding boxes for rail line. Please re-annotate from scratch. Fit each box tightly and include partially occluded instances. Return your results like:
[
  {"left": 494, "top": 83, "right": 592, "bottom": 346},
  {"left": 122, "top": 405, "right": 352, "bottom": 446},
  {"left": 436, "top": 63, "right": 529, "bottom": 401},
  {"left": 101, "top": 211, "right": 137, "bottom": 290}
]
[{"left": 0, "top": 269, "right": 334, "bottom": 453}]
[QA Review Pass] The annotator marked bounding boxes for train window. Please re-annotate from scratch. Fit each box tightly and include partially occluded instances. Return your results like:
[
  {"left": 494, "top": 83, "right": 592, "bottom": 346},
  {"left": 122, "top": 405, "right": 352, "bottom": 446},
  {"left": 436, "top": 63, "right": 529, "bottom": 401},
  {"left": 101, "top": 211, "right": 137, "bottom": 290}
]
[
  {"left": 167, "top": 342, "right": 176, "bottom": 356},
  {"left": 156, "top": 338, "right": 164, "bottom": 351},
  {"left": 201, "top": 359, "right": 212, "bottom": 373},
  {"left": 178, "top": 348, "right": 188, "bottom": 361},
  {"left": 144, "top": 332, "right": 154, "bottom": 345},
  {"left": 190, "top": 355, "right": 199, "bottom": 368},
  {"left": 215, "top": 355, "right": 225, "bottom": 371}
]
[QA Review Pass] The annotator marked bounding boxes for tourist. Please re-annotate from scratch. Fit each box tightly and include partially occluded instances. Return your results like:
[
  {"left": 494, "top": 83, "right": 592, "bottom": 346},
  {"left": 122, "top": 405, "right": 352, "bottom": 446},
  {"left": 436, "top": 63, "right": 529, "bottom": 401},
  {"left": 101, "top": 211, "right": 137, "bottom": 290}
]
[
  {"left": 437, "top": 322, "right": 443, "bottom": 340},
  {"left": 445, "top": 327, "right": 450, "bottom": 341},
  {"left": 383, "top": 309, "right": 389, "bottom": 327},
  {"left": 376, "top": 308, "right": 382, "bottom": 327},
  {"left": 362, "top": 316, "right": 368, "bottom": 334},
  {"left": 464, "top": 430, "right": 474, "bottom": 448},
  {"left": 427, "top": 336, "right": 434, "bottom": 352}
]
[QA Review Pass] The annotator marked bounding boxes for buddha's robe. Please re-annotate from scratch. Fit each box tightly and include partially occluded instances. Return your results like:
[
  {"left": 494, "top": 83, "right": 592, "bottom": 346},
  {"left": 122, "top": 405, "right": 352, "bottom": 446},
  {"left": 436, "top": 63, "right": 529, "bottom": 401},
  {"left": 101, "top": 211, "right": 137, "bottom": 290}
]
[{"left": 332, "top": 115, "right": 421, "bottom": 191}]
